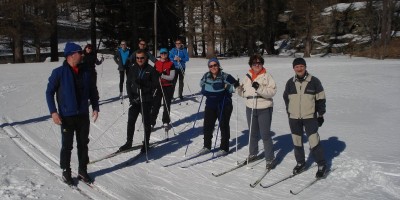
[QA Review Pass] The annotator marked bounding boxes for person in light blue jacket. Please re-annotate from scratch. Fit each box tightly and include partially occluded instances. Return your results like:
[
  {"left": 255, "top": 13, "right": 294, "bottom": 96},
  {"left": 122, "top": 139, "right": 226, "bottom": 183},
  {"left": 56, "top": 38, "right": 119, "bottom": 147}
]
[
  {"left": 169, "top": 38, "right": 189, "bottom": 100},
  {"left": 113, "top": 40, "right": 132, "bottom": 98}
]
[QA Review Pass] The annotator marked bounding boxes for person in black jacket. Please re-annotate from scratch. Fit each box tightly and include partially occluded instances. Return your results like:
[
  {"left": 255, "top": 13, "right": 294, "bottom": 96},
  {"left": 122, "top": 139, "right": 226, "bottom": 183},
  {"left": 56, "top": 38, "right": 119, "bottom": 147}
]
[
  {"left": 118, "top": 49, "right": 158, "bottom": 153},
  {"left": 46, "top": 42, "right": 99, "bottom": 185},
  {"left": 83, "top": 44, "right": 104, "bottom": 87},
  {"left": 129, "top": 39, "right": 157, "bottom": 64}
]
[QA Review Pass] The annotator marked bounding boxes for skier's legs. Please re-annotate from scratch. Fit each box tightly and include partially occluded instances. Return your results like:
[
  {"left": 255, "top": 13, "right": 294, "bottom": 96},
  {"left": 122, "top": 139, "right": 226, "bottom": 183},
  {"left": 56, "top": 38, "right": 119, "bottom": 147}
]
[
  {"left": 219, "top": 103, "right": 233, "bottom": 152},
  {"left": 289, "top": 118, "right": 306, "bottom": 163},
  {"left": 203, "top": 106, "right": 218, "bottom": 149}
]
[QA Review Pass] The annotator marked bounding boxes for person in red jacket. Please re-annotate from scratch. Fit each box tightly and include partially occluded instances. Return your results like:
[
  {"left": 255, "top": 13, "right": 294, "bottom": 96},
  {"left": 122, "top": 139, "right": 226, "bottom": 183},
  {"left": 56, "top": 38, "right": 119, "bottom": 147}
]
[{"left": 150, "top": 48, "right": 176, "bottom": 130}]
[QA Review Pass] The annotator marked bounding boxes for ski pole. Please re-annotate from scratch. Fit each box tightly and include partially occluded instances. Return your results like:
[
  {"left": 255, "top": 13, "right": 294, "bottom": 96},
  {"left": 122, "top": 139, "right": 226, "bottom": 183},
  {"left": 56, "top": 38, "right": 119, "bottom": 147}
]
[
  {"left": 212, "top": 95, "right": 226, "bottom": 158},
  {"left": 159, "top": 78, "right": 176, "bottom": 138},
  {"left": 235, "top": 87, "right": 239, "bottom": 164},
  {"left": 246, "top": 93, "right": 256, "bottom": 166},
  {"left": 184, "top": 95, "right": 204, "bottom": 157},
  {"left": 91, "top": 104, "right": 131, "bottom": 147},
  {"left": 178, "top": 61, "right": 194, "bottom": 97},
  {"left": 100, "top": 54, "right": 104, "bottom": 100},
  {"left": 139, "top": 88, "right": 149, "bottom": 162}
]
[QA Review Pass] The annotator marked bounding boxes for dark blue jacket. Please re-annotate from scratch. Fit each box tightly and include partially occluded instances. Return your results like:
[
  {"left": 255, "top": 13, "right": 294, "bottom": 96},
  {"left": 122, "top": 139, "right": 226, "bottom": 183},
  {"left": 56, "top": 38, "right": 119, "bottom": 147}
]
[
  {"left": 46, "top": 61, "right": 100, "bottom": 117},
  {"left": 200, "top": 71, "right": 236, "bottom": 109}
]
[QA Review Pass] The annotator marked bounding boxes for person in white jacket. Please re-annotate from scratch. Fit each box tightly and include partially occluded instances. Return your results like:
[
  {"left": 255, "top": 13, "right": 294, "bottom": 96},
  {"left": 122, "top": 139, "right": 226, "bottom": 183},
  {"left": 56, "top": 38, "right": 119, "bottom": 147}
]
[{"left": 237, "top": 54, "right": 277, "bottom": 169}]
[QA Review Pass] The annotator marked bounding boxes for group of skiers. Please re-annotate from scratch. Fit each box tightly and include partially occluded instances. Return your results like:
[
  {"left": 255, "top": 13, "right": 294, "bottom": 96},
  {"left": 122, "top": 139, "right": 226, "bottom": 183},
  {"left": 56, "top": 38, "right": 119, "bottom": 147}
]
[{"left": 46, "top": 40, "right": 327, "bottom": 186}]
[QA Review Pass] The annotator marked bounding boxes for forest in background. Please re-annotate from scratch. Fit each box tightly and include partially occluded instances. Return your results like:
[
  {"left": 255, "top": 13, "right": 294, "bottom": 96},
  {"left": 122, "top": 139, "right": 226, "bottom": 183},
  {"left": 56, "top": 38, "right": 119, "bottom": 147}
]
[{"left": 0, "top": 0, "right": 399, "bottom": 63}]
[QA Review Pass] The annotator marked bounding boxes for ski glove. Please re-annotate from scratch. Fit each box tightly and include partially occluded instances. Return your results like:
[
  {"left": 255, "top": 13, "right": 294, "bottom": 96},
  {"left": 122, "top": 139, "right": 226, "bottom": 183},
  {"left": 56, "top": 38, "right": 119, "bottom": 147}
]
[
  {"left": 317, "top": 117, "right": 324, "bottom": 127},
  {"left": 233, "top": 78, "right": 240, "bottom": 88},
  {"left": 130, "top": 97, "right": 140, "bottom": 104},
  {"left": 162, "top": 69, "right": 168, "bottom": 75},
  {"left": 252, "top": 82, "right": 259, "bottom": 90}
]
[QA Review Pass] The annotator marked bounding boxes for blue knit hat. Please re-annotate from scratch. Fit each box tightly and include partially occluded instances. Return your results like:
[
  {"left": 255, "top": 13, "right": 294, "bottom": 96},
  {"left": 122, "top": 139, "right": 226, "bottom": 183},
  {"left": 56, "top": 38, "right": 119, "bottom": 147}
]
[
  {"left": 207, "top": 57, "right": 220, "bottom": 67},
  {"left": 64, "top": 42, "right": 82, "bottom": 57}
]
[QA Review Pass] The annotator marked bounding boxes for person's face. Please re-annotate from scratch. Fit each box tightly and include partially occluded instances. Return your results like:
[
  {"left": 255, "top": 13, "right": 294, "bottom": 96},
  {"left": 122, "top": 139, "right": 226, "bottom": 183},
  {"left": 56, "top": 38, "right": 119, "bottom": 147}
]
[
  {"left": 250, "top": 59, "right": 263, "bottom": 73},
  {"left": 85, "top": 47, "right": 91, "bottom": 53},
  {"left": 70, "top": 50, "right": 83, "bottom": 65},
  {"left": 293, "top": 64, "right": 306, "bottom": 77},
  {"left": 175, "top": 40, "right": 182, "bottom": 48},
  {"left": 160, "top": 52, "right": 168, "bottom": 59},
  {"left": 120, "top": 42, "right": 127, "bottom": 49},
  {"left": 208, "top": 61, "right": 219, "bottom": 75},
  {"left": 138, "top": 41, "right": 146, "bottom": 49},
  {"left": 135, "top": 53, "right": 147, "bottom": 66}
]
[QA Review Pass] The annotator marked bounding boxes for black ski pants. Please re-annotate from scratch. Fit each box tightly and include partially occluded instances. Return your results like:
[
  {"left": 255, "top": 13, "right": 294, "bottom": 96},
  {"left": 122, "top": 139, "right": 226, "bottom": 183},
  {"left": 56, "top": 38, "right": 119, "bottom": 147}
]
[
  {"left": 150, "top": 86, "right": 174, "bottom": 126},
  {"left": 119, "top": 67, "right": 130, "bottom": 93},
  {"left": 60, "top": 114, "right": 90, "bottom": 171},
  {"left": 126, "top": 101, "right": 152, "bottom": 144},
  {"left": 203, "top": 103, "right": 233, "bottom": 152}
]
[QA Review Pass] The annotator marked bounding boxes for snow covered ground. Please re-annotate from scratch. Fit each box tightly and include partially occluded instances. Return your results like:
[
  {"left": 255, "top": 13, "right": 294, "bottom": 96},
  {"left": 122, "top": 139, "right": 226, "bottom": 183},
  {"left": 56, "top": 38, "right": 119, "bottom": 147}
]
[{"left": 1, "top": 55, "right": 399, "bottom": 200}]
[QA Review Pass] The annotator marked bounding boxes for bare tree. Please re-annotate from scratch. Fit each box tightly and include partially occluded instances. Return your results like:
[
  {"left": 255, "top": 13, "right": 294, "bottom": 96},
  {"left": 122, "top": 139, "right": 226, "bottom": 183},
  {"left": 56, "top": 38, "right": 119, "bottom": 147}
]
[
  {"left": 48, "top": 0, "right": 59, "bottom": 62},
  {"left": 186, "top": 0, "right": 196, "bottom": 57},
  {"left": 205, "top": 0, "right": 216, "bottom": 58},
  {"left": 380, "top": 0, "right": 395, "bottom": 59}
]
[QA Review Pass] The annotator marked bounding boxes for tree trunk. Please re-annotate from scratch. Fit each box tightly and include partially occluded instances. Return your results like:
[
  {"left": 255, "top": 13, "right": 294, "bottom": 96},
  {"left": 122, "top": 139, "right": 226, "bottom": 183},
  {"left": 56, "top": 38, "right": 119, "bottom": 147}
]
[
  {"left": 303, "top": 1, "right": 312, "bottom": 57},
  {"left": 205, "top": 0, "right": 215, "bottom": 58},
  {"left": 380, "top": 0, "right": 393, "bottom": 59},
  {"left": 186, "top": 0, "right": 195, "bottom": 58},
  {"left": 90, "top": 0, "right": 97, "bottom": 53},
  {"left": 49, "top": 0, "right": 58, "bottom": 62},
  {"left": 200, "top": 2, "right": 206, "bottom": 57},
  {"left": 13, "top": 34, "right": 25, "bottom": 63}
]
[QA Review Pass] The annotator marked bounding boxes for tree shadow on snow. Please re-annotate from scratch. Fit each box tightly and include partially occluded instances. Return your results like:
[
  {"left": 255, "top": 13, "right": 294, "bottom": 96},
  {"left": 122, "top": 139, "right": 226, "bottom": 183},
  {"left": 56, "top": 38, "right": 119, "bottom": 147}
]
[
  {"left": 0, "top": 115, "right": 50, "bottom": 128},
  {"left": 98, "top": 96, "right": 122, "bottom": 106},
  {"left": 90, "top": 110, "right": 206, "bottom": 178}
]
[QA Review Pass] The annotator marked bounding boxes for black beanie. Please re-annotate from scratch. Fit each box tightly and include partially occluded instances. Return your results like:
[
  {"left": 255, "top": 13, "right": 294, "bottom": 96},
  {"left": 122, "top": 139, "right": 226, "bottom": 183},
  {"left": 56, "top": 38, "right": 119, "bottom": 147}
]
[{"left": 292, "top": 58, "right": 306, "bottom": 68}]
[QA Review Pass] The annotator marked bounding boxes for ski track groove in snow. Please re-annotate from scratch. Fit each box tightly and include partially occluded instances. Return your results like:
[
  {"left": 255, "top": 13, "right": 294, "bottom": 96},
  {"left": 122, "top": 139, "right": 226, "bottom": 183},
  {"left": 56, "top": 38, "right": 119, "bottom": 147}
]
[{"left": 0, "top": 116, "right": 123, "bottom": 200}]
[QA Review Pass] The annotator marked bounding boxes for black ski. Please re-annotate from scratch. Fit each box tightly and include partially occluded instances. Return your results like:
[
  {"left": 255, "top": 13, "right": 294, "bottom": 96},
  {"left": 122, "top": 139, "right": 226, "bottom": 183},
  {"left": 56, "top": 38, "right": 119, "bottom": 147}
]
[
  {"left": 211, "top": 154, "right": 264, "bottom": 177},
  {"left": 289, "top": 167, "right": 337, "bottom": 195},
  {"left": 89, "top": 140, "right": 165, "bottom": 165},
  {"left": 250, "top": 169, "right": 272, "bottom": 188},
  {"left": 260, "top": 164, "right": 317, "bottom": 188},
  {"left": 179, "top": 152, "right": 226, "bottom": 168}
]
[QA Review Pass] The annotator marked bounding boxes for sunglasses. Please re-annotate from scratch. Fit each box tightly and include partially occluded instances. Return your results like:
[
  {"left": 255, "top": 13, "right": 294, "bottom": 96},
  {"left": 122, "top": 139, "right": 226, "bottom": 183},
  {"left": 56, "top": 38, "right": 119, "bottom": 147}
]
[
  {"left": 160, "top": 52, "right": 168, "bottom": 55},
  {"left": 208, "top": 64, "right": 219, "bottom": 68},
  {"left": 252, "top": 62, "right": 263, "bottom": 67},
  {"left": 136, "top": 57, "right": 145, "bottom": 60}
]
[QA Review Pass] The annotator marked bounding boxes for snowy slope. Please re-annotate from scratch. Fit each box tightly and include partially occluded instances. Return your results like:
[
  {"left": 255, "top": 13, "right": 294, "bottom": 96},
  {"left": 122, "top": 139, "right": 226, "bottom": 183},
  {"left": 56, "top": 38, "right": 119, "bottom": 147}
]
[{"left": 1, "top": 56, "right": 400, "bottom": 200}]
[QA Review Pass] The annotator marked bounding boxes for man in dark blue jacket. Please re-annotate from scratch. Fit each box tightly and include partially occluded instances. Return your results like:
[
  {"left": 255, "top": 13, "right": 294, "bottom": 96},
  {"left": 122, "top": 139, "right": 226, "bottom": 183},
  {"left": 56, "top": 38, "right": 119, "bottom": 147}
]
[{"left": 46, "top": 42, "right": 100, "bottom": 185}]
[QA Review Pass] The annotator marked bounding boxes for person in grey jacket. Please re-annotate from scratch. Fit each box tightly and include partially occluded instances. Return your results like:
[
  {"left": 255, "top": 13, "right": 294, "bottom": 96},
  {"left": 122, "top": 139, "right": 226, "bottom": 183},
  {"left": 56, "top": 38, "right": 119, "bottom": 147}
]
[
  {"left": 283, "top": 57, "right": 327, "bottom": 178},
  {"left": 237, "top": 54, "right": 277, "bottom": 169}
]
